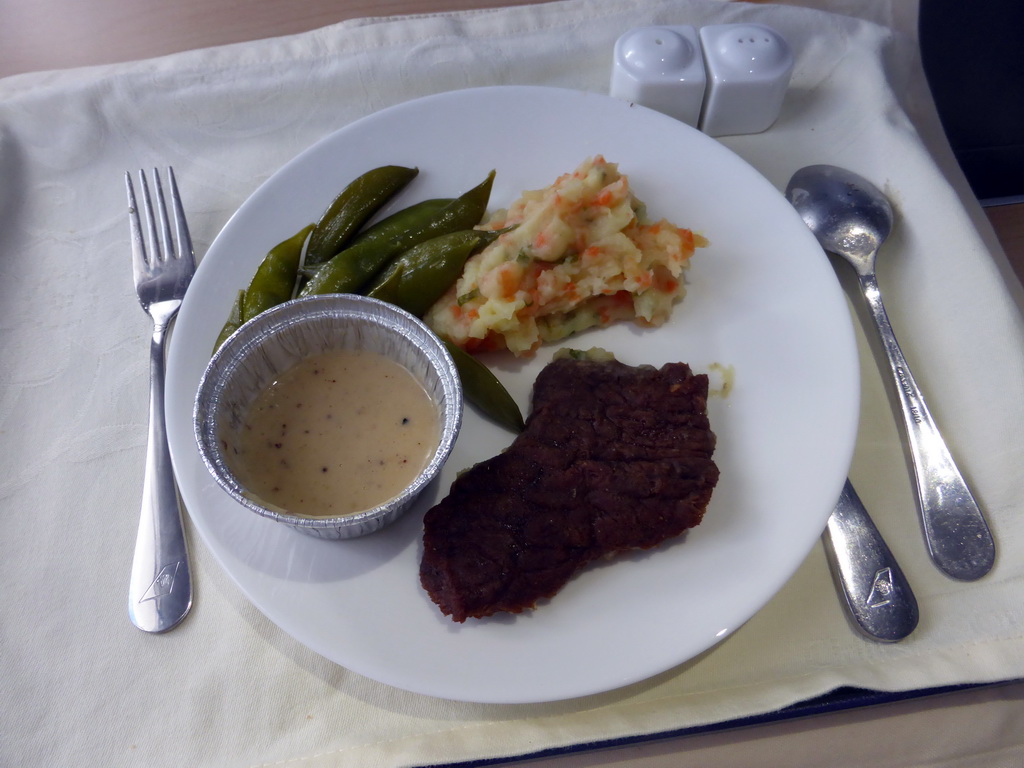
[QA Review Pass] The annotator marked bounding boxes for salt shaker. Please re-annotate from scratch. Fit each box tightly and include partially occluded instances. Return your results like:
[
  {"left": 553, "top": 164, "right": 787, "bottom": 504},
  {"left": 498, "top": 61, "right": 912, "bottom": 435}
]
[
  {"left": 698, "top": 23, "right": 794, "bottom": 136},
  {"left": 609, "top": 26, "right": 707, "bottom": 127}
]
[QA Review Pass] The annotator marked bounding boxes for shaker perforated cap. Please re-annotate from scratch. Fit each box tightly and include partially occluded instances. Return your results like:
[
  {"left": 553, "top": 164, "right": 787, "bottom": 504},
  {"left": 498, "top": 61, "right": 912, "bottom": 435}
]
[
  {"left": 698, "top": 23, "right": 794, "bottom": 136},
  {"left": 609, "top": 25, "right": 707, "bottom": 127}
]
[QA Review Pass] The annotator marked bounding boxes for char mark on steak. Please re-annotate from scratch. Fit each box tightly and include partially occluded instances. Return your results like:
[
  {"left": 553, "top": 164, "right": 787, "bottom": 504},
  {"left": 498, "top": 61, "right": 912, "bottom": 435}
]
[{"left": 420, "top": 356, "right": 719, "bottom": 622}]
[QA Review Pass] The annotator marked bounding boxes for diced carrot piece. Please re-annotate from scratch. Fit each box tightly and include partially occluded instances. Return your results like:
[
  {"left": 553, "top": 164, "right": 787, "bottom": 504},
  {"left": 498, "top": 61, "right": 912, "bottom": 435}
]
[
  {"left": 499, "top": 264, "right": 520, "bottom": 297},
  {"left": 653, "top": 267, "right": 679, "bottom": 294}
]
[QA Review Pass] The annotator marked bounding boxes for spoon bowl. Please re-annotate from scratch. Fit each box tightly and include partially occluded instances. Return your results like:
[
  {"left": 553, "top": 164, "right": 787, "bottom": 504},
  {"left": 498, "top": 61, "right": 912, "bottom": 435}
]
[
  {"left": 787, "top": 164, "right": 893, "bottom": 270},
  {"left": 786, "top": 164, "right": 995, "bottom": 582}
]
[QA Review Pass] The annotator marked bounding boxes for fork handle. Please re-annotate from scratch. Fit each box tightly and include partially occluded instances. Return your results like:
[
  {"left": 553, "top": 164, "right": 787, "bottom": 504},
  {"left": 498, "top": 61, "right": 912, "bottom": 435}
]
[{"left": 129, "top": 323, "right": 193, "bottom": 633}]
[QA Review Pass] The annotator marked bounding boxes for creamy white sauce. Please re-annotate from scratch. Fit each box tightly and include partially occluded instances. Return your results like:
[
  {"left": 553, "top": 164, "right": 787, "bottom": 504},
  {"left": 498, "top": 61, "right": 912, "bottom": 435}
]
[{"left": 228, "top": 349, "right": 437, "bottom": 517}]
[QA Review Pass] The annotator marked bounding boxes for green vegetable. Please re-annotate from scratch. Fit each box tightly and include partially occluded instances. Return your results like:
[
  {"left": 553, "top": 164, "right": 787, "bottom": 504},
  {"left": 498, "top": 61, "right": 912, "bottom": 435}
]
[
  {"left": 456, "top": 288, "right": 480, "bottom": 306},
  {"left": 240, "top": 224, "right": 314, "bottom": 323},
  {"left": 299, "top": 170, "right": 495, "bottom": 297},
  {"left": 365, "top": 229, "right": 498, "bottom": 317},
  {"left": 443, "top": 340, "right": 525, "bottom": 433},
  {"left": 213, "top": 289, "right": 245, "bottom": 354},
  {"left": 347, "top": 198, "right": 454, "bottom": 249},
  {"left": 299, "top": 199, "right": 454, "bottom": 281},
  {"left": 304, "top": 165, "right": 418, "bottom": 267}
]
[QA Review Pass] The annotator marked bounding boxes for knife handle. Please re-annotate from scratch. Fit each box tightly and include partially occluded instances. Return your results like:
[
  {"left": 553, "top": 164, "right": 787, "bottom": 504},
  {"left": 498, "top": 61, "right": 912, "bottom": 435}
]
[{"left": 823, "top": 479, "right": 918, "bottom": 642}]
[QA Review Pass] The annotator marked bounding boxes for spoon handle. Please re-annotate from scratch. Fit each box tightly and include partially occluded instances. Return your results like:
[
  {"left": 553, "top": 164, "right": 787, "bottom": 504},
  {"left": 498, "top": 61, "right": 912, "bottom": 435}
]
[
  {"left": 824, "top": 480, "right": 918, "bottom": 642},
  {"left": 857, "top": 271, "right": 995, "bottom": 580}
]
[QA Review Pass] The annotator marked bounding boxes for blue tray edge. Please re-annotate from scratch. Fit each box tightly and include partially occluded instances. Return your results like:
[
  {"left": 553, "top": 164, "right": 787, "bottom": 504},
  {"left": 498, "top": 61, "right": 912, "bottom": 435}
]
[{"left": 423, "top": 680, "right": 1023, "bottom": 768}]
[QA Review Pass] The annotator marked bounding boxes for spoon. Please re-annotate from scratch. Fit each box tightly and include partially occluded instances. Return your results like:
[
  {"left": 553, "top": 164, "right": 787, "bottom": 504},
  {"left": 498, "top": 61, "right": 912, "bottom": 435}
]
[{"left": 786, "top": 164, "right": 995, "bottom": 581}]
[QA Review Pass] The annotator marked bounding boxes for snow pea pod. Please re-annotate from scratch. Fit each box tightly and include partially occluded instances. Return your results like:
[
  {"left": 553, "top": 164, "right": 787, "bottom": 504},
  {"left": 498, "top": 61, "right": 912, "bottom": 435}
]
[
  {"left": 364, "top": 229, "right": 494, "bottom": 317},
  {"left": 347, "top": 197, "right": 453, "bottom": 249},
  {"left": 304, "top": 165, "right": 418, "bottom": 267},
  {"left": 213, "top": 289, "right": 245, "bottom": 354},
  {"left": 443, "top": 340, "right": 525, "bottom": 433},
  {"left": 241, "top": 224, "right": 314, "bottom": 322},
  {"left": 298, "top": 198, "right": 454, "bottom": 280},
  {"left": 299, "top": 170, "right": 495, "bottom": 297}
]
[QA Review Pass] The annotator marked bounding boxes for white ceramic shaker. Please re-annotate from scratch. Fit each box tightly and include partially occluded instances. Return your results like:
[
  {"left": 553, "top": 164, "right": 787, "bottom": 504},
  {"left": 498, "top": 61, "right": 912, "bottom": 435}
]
[
  {"left": 609, "top": 25, "right": 707, "bottom": 127},
  {"left": 698, "top": 23, "right": 794, "bottom": 137}
]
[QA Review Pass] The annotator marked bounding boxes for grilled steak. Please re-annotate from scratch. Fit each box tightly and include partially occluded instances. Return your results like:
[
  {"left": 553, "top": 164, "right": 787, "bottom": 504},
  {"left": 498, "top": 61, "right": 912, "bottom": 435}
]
[{"left": 420, "top": 355, "right": 719, "bottom": 622}]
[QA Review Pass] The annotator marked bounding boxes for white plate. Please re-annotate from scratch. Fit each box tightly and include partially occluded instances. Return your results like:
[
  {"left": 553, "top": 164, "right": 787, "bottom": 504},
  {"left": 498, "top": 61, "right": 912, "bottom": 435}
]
[{"left": 166, "top": 86, "right": 859, "bottom": 704}]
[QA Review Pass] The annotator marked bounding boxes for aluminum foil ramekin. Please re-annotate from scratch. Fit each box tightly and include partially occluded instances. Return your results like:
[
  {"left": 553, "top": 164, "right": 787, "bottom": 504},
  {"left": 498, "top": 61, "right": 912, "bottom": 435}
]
[{"left": 194, "top": 294, "right": 463, "bottom": 539}]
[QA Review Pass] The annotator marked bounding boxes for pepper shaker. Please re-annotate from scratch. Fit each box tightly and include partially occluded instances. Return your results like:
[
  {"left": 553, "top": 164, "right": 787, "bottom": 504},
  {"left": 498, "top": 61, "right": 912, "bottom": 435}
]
[{"left": 698, "top": 23, "right": 794, "bottom": 136}]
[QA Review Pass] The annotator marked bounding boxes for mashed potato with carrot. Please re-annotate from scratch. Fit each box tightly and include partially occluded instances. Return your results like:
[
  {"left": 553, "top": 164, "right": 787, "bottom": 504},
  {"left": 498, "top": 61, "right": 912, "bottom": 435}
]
[{"left": 424, "top": 156, "right": 706, "bottom": 357}]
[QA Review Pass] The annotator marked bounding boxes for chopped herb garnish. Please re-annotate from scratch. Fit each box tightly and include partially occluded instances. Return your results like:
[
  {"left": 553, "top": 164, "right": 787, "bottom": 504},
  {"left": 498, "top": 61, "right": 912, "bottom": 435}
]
[{"left": 457, "top": 288, "right": 480, "bottom": 306}]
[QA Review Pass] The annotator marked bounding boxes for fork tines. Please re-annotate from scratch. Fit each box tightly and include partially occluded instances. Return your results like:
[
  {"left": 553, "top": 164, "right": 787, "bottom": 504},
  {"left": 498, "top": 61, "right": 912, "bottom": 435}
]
[{"left": 126, "top": 167, "right": 195, "bottom": 276}]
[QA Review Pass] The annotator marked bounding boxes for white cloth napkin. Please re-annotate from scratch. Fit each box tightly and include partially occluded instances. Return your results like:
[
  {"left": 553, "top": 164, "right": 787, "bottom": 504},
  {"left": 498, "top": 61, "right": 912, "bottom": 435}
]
[{"left": 2, "top": 1, "right": 1023, "bottom": 766}]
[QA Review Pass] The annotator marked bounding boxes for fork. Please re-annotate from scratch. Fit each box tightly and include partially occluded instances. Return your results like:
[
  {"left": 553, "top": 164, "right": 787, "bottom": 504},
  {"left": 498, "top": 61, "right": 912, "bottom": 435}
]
[{"left": 126, "top": 167, "right": 195, "bottom": 633}]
